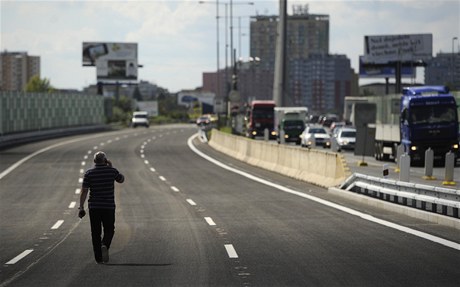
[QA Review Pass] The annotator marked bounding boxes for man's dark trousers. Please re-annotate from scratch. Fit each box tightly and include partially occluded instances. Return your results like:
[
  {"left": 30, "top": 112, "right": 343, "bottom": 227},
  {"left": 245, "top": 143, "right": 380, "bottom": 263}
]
[{"left": 89, "top": 209, "right": 115, "bottom": 262}]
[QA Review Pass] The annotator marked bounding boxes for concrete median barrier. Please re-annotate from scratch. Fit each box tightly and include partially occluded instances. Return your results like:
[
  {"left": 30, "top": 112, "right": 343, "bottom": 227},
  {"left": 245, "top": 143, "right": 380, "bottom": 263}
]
[{"left": 209, "top": 129, "right": 350, "bottom": 188}]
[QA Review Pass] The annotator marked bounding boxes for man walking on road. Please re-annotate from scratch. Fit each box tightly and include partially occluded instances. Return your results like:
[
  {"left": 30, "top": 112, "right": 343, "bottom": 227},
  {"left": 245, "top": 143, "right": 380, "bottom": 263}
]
[{"left": 78, "top": 151, "right": 125, "bottom": 264}]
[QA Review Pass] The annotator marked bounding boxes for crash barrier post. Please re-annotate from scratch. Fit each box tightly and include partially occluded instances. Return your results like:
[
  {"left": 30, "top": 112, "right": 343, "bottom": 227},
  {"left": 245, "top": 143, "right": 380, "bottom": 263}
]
[
  {"left": 443, "top": 151, "right": 456, "bottom": 186},
  {"left": 423, "top": 148, "right": 435, "bottom": 180},
  {"left": 399, "top": 153, "right": 410, "bottom": 182},
  {"left": 395, "top": 144, "right": 404, "bottom": 172}
]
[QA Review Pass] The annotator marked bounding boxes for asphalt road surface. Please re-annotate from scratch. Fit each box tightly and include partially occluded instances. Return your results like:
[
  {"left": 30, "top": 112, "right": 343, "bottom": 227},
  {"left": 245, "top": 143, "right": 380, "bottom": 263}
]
[{"left": 1, "top": 124, "right": 459, "bottom": 287}]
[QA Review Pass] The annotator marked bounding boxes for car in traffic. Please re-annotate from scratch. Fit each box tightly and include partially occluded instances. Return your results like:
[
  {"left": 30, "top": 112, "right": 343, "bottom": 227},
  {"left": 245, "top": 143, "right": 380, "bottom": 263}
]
[
  {"left": 335, "top": 127, "right": 356, "bottom": 151},
  {"left": 300, "top": 126, "right": 331, "bottom": 148},
  {"left": 131, "top": 111, "right": 150, "bottom": 128},
  {"left": 196, "top": 114, "right": 211, "bottom": 126}
]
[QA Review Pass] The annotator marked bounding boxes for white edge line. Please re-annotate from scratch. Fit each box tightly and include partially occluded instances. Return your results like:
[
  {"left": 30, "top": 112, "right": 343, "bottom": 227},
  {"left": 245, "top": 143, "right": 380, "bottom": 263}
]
[
  {"left": 224, "top": 244, "right": 238, "bottom": 258},
  {"left": 51, "top": 220, "right": 64, "bottom": 230},
  {"left": 5, "top": 249, "right": 34, "bottom": 265},
  {"left": 0, "top": 133, "right": 115, "bottom": 180},
  {"left": 187, "top": 134, "right": 460, "bottom": 251}
]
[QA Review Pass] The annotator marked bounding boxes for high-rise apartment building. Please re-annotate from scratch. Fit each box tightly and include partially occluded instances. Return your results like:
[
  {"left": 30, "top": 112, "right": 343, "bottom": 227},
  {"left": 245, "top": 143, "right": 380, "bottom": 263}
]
[
  {"left": 250, "top": 7, "right": 329, "bottom": 70},
  {"left": 425, "top": 52, "right": 460, "bottom": 90},
  {"left": 0, "top": 51, "right": 40, "bottom": 91},
  {"left": 203, "top": 6, "right": 356, "bottom": 116}
]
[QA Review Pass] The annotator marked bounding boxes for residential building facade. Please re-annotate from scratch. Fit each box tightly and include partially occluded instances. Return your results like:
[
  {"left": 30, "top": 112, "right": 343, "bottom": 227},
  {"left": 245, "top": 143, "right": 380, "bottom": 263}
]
[{"left": 0, "top": 51, "right": 40, "bottom": 91}]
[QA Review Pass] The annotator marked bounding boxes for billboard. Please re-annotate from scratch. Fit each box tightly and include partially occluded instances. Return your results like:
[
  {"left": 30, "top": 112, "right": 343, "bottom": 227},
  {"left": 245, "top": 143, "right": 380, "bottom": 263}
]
[
  {"left": 359, "top": 56, "right": 415, "bottom": 78},
  {"left": 82, "top": 42, "right": 138, "bottom": 81},
  {"left": 363, "top": 34, "right": 432, "bottom": 64}
]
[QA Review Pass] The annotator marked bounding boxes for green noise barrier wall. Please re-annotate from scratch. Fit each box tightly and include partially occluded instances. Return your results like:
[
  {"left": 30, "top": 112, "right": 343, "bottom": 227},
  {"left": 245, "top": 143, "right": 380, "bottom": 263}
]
[{"left": 0, "top": 92, "right": 105, "bottom": 135}]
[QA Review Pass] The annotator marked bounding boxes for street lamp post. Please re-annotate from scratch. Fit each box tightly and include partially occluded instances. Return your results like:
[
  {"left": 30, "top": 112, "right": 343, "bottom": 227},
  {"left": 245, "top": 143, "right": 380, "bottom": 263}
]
[
  {"left": 452, "top": 37, "right": 458, "bottom": 87},
  {"left": 199, "top": 1, "right": 221, "bottom": 114}
]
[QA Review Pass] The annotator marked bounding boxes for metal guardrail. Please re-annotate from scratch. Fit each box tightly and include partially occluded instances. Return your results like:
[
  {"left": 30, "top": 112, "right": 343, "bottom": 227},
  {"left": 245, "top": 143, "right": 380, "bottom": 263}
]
[{"left": 340, "top": 173, "right": 460, "bottom": 218}]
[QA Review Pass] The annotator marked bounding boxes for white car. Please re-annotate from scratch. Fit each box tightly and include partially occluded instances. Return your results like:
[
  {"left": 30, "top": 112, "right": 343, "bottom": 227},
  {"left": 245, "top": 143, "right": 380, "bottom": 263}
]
[
  {"left": 131, "top": 111, "right": 149, "bottom": 128},
  {"left": 335, "top": 127, "right": 356, "bottom": 151},
  {"left": 300, "top": 126, "right": 331, "bottom": 148}
]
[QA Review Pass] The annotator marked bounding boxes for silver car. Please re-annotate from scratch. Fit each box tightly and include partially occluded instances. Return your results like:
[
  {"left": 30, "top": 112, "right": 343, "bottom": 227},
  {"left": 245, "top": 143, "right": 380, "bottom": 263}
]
[
  {"left": 300, "top": 126, "right": 331, "bottom": 148},
  {"left": 335, "top": 127, "right": 356, "bottom": 151}
]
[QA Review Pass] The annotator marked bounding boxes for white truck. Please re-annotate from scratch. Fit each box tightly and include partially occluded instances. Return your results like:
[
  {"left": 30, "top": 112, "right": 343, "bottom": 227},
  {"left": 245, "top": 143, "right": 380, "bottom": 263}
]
[{"left": 274, "top": 107, "right": 308, "bottom": 144}]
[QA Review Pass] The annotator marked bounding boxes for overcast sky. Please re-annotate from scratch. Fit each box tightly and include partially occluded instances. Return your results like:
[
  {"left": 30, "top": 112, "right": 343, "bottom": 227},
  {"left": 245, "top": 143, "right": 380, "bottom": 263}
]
[{"left": 1, "top": 0, "right": 459, "bottom": 93}]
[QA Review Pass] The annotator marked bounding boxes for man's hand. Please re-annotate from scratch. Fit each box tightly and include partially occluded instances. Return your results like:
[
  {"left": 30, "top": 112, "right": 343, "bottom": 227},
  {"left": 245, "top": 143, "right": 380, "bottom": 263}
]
[{"left": 78, "top": 208, "right": 86, "bottom": 219}]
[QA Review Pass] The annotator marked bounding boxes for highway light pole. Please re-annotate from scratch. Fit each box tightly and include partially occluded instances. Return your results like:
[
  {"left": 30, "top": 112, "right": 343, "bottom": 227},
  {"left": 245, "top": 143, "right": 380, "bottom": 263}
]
[
  {"left": 199, "top": 1, "right": 221, "bottom": 113},
  {"left": 452, "top": 37, "right": 458, "bottom": 87}
]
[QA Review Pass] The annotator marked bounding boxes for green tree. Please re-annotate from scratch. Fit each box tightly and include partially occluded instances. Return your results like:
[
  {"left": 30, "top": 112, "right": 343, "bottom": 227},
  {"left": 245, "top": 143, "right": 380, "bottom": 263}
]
[{"left": 25, "top": 75, "right": 54, "bottom": 92}]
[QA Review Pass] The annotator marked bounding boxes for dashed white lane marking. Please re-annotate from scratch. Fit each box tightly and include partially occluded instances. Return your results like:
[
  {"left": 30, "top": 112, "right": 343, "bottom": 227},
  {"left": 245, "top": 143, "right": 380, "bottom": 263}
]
[
  {"left": 75, "top": 188, "right": 81, "bottom": 195},
  {"left": 141, "top": 154, "right": 145, "bottom": 158},
  {"left": 80, "top": 169, "right": 84, "bottom": 174},
  {"left": 51, "top": 220, "right": 64, "bottom": 230},
  {"left": 159, "top": 176, "right": 166, "bottom": 181},
  {"left": 187, "top": 134, "right": 460, "bottom": 251},
  {"left": 186, "top": 199, "right": 197, "bottom": 206},
  {"left": 224, "top": 244, "right": 238, "bottom": 258},
  {"left": 204, "top": 217, "right": 216, "bottom": 226},
  {"left": 150, "top": 167, "right": 156, "bottom": 172},
  {"left": 5, "top": 249, "right": 34, "bottom": 265},
  {"left": 171, "top": 186, "right": 180, "bottom": 192},
  {"left": 81, "top": 161, "right": 85, "bottom": 166},
  {"left": 69, "top": 202, "right": 76, "bottom": 209},
  {"left": 144, "top": 160, "right": 149, "bottom": 165},
  {"left": 78, "top": 178, "right": 83, "bottom": 184}
]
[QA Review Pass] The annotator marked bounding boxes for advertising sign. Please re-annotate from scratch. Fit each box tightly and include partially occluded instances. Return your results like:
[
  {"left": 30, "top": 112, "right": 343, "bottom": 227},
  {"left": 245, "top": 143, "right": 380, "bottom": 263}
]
[
  {"left": 359, "top": 56, "right": 415, "bottom": 78},
  {"left": 363, "top": 34, "right": 432, "bottom": 64},
  {"left": 82, "top": 42, "right": 138, "bottom": 81}
]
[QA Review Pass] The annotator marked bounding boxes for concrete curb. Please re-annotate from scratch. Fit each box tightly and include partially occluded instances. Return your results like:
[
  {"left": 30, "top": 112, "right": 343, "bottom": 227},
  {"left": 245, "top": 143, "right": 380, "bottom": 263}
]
[{"left": 209, "top": 129, "right": 350, "bottom": 188}]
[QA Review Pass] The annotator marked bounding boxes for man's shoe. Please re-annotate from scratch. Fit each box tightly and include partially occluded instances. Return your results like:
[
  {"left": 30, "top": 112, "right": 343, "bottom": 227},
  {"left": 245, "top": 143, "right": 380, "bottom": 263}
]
[{"left": 101, "top": 245, "right": 109, "bottom": 263}]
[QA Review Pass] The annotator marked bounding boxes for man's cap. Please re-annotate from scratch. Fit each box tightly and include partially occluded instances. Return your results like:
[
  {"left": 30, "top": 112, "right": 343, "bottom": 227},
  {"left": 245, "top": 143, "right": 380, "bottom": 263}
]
[{"left": 94, "top": 151, "right": 107, "bottom": 164}]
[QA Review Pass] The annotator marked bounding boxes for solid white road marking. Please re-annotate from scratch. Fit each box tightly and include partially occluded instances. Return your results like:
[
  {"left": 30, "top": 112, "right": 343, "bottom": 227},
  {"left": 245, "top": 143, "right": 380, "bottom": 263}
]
[
  {"left": 51, "top": 220, "right": 64, "bottom": 230},
  {"left": 205, "top": 217, "right": 216, "bottom": 226},
  {"left": 5, "top": 249, "right": 34, "bottom": 265},
  {"left": 0, "top": 133, "right": 113, "bottom": 180},
  {"left": 171, "top": 186, "right": 180, "bottom": 192},
  {"left": 187, "top": 134, "right": 460, "bottom": 251},
  {"left": 186, "top": 199, "right": 197, "bottom": 206},
  {"left": 225, "top": 244, "right": 238, "bottom": 258},
  {"left": 69, "top": 202, "right": 76, "bottom": 209}
]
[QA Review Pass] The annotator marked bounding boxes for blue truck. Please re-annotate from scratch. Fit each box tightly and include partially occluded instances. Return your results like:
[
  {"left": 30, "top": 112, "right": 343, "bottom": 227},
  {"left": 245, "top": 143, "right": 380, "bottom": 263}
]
[{"left": 373, "top": 86, "right": 459, "bottom": 163}]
